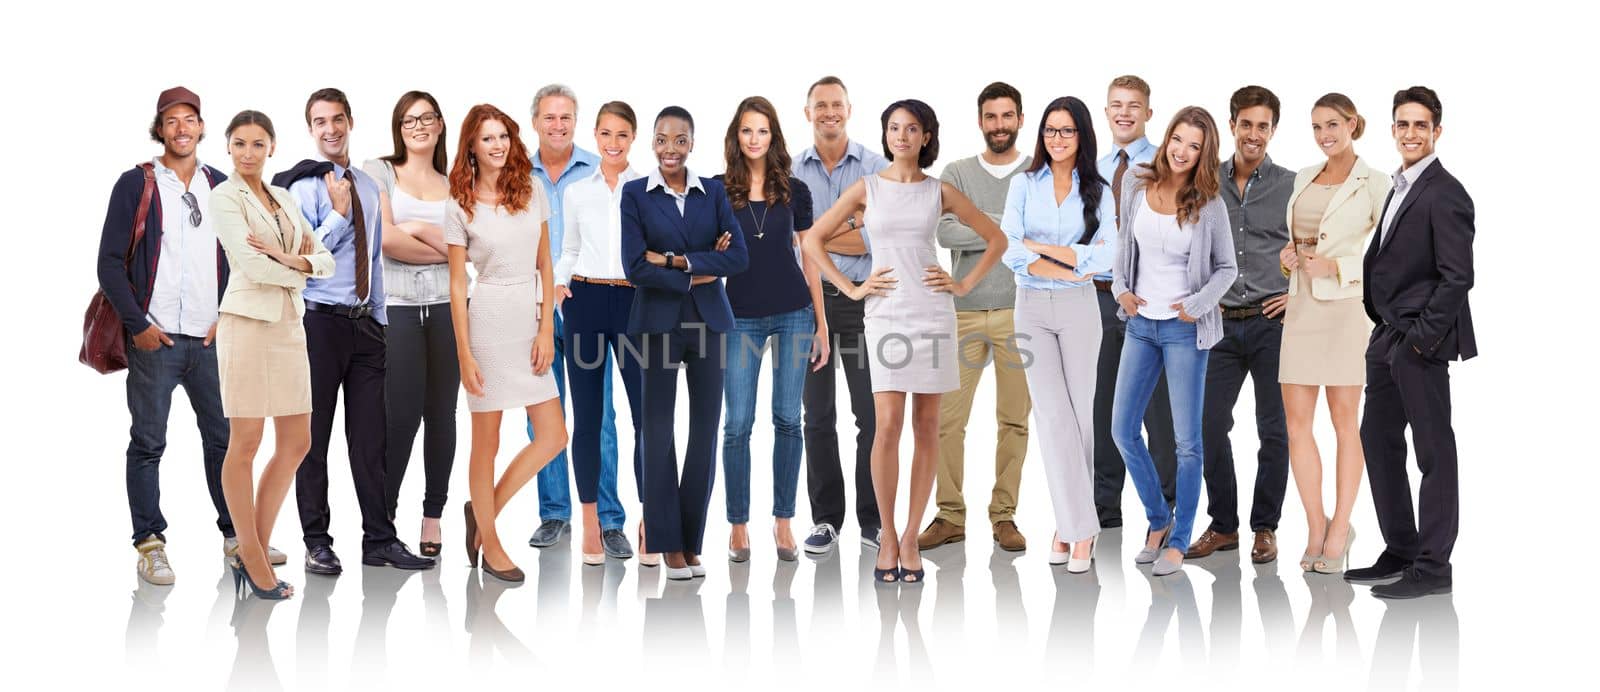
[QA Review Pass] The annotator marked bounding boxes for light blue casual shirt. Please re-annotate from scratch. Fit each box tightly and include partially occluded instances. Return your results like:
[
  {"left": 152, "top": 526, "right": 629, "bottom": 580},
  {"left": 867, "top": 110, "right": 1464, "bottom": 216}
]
[
  {"left": 291, "top": 160, "right": 387, "bottom": 325},
  {"left": 792, "top": 140, "right": 888, "bottom": 283},
  {"left": 1001, "top": 167, "right": 1118, "bottom": 291},
  {"left": 1093, "top": 136, "right": 1157, "bottom": 281},
  {"left": 533, "top": 146, "right": 601, "bottom": 270}
]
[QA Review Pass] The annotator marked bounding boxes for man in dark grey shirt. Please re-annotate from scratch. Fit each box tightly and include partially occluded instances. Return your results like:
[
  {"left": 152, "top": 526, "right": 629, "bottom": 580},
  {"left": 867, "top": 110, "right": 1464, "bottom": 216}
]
[{"left": 1187, "top": 86, "right": 1295, "bottom": 564}]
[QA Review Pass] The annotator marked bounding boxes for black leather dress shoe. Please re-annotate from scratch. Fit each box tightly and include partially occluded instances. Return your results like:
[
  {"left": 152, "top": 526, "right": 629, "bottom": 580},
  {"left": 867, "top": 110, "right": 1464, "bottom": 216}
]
[
  {"left": 1344, "top": 552, "right": 1410, "bottom": 585},
  {"left": 1371, "top": 568, "right": 1451, "bottom": 599},
  {"left": 305, "top": 544, "right": 343, "bottom": 576},
  {"left": 362, "top": 541, "right": 437, "bottom": 570}
]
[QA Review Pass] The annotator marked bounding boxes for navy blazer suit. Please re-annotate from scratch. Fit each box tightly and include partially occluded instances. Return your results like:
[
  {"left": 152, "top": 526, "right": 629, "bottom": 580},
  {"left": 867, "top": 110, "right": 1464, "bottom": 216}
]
[
  {"left": 620, "top": 175, "right": 748, "bottom": 334},
  {"left": 1362, "top": 160, "right": 1476, "bottom": 362}
]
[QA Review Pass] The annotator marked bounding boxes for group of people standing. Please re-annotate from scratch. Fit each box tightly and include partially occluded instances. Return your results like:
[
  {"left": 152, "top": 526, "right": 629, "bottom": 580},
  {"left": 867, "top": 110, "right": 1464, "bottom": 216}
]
[{"left": 101, "top": 74, "right": 1473, "bottom": 602}]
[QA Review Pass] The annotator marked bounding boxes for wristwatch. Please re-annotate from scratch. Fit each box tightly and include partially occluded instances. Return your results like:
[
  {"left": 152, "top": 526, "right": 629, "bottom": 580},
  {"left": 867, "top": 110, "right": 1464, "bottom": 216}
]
[
  {"left": 847, "top": 216, "right": 858, "bottom": 231},
  {"left": 663, "top": 251, "right": 677, "bottom": 269}
]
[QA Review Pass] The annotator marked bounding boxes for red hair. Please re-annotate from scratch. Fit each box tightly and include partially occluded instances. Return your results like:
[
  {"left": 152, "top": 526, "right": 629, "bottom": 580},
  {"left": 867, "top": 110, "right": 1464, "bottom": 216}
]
[{"left": 449, "top": 104, "right": 533, "bottom": 221}]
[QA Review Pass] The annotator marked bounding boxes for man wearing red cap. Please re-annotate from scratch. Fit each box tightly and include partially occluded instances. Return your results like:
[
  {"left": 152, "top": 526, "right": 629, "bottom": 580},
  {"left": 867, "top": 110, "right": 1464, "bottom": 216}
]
[{"left": 97, "top": 87, "right": 287, "bottom": 585}]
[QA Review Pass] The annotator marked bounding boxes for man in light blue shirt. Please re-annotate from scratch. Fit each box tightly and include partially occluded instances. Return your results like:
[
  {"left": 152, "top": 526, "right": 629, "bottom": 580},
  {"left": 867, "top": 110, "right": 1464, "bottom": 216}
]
[
  {"left": 521, "top": 84, "right": 627, "bottom": 559},
  {"left": 792, "top": 76, "right": 889, "bottom": 555},
  {"left": 1091, "top": 75, "right": 1178, "bottom": 530}
]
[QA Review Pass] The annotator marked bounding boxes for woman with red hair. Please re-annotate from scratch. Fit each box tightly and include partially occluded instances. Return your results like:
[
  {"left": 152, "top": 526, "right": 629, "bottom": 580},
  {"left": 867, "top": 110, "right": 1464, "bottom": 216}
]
[{"left": 444, "top": 104, "right": 568, "bottom": 582}]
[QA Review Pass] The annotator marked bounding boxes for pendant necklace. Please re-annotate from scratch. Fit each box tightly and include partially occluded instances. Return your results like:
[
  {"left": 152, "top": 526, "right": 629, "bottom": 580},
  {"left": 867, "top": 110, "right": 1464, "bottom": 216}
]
[{"left": 750, "top": 201, "right": 769, "bottom": 240}]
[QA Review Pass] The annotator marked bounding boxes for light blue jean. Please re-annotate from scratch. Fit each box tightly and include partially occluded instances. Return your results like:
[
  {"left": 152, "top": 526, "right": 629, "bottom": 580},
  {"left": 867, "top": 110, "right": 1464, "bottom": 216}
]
[
  {"left": 721, "top": 306, "right": 814, "bottom": 524},
  {"left": 528, "top": 310, "right": 623, "bottom": 529},
  {"left": 1111, "top": 315, "right": 1208, "bottom": 554}
]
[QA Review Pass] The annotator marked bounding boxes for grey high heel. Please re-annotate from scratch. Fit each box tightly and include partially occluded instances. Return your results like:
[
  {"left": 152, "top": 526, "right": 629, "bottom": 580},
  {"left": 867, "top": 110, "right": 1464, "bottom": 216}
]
[{"left": 1313, "top": 525, "right": 1355, "bottom": 574}]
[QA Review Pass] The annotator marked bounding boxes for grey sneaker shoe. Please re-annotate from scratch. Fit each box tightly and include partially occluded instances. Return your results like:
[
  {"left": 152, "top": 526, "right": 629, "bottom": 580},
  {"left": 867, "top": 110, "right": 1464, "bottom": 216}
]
[
  {"left": 136, "top": 536, "right": 175, "bottom": 586},
  {"left": 223, "top": 536, "right": 288, "bottom": 566},
  {"left": 601, "top": 529, "right": 633, "bottom": 559},
  {"left": 860, "top": 527, "right": 882, "bottom": 551},
  {"left": 528, "top": 519, "right": 571, "bottom": 548}
]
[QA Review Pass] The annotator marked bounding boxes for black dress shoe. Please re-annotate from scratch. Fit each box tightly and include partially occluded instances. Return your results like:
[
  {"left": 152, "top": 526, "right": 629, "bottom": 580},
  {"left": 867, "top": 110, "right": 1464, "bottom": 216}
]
[
  {"left": 362, "top": 541, "right": 437, "bottom": 570},
  {"left": 305, "top": 544, "right": 343, "bottom": 576},
  {"left": 1371, "top": 567, "right": 1451, "bottom": 599},
  {"left": 1344, "top": 552, "right": 1410, "bottom": 585}
]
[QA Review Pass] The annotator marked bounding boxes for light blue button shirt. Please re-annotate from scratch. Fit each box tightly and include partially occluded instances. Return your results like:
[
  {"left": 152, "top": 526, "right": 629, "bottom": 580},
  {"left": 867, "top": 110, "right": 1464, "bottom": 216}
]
[
  {"left": 1001, "top": 167, "right": 1118, "bottom": 290},
  {"left": 291, "top": 161, "right": 386, "bottom": 325},
  {"left": 1093, "top": 137, "right": 1156, "bottom": 281},
  {"left": 533, "top": 146, "right": 600, "bottom": 266},
  {"left": 792, "top": 140, "right": 888, "bottom": 282}
]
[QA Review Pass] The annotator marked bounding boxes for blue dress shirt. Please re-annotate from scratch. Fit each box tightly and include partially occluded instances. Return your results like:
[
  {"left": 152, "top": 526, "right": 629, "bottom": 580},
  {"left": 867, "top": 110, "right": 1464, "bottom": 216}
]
[
  {"left": 1093, "top": 137, "right": 1157, "bottom": 281},
  {"left": 792, "top": 140, "right": 888, "bottom": 283},
  {"left": 1001, "top": 167, "right": 1118, "bottom": 290},
  {"left": 291, "top": 160, "right": 386, "bottom": 325}
]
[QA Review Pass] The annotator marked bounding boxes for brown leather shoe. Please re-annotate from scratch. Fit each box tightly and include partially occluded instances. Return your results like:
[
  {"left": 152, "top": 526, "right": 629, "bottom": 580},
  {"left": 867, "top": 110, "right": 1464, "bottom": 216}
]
[
  {"left": 1184, "top": 529, "right": 1240, "bottom": 559},
  {"left": 1251, "top": 529, "right": 1278, "bottom": 564},
  {"left": 916, "top": 518, "right": 965, "bottom": 550},
  {"left": 992, "top": 520, "right": 1026, "bottom": 552}
]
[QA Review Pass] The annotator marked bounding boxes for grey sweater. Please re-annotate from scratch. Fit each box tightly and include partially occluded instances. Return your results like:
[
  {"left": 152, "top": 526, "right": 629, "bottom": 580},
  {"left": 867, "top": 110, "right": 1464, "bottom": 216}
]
[
  {"left": 936, "top": 155, "right": 1030, "bottom": 311},
  {"left": 1110, "top": 171, "right": 1238, "bottom": 350}
]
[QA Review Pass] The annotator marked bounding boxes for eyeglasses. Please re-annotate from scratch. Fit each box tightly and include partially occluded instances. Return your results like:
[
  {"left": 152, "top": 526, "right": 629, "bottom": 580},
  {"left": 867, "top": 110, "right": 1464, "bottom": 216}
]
[
  {"left": 401, "top": 112, "right": 441, "bottom": 130},
  {"left": 180, "top": 191, "right": 203, "bottom": 226},
  {"left": 1042, "top": 127, "right": 1079, "bottom": 140}
]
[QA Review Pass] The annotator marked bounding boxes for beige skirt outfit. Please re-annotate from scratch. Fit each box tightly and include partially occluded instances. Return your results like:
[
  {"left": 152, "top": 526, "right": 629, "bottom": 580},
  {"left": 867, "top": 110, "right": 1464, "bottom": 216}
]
[
  {"left": 216, "top": 206, "right": 314, "bottom": 418},
  {"left": 1279, "top": 183, "right": 1370, "bottom": 386}
]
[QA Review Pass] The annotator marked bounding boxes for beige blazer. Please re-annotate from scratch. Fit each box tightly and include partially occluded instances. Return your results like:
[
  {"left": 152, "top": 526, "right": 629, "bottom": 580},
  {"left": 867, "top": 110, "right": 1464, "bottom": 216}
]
[
  {"left": 211, "top": 174, "right": 336, "bottom": 322},
  {"left": 1284, "top": 156, "right": 1391, "bottom": 301}
]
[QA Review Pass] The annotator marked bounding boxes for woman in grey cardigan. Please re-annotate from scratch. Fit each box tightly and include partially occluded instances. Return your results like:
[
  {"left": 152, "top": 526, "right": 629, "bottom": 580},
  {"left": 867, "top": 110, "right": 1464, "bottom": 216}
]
[{"left": 1108, "top": 106, "right": 1237, "bottom": 577}]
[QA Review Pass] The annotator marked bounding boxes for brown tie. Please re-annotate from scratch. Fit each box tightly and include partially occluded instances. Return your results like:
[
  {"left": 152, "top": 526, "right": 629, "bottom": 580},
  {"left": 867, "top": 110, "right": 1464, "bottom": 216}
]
[
  {"left": 345, "top": 169, "right": 370, "bottom": 302},
  {"left": 1111, "top": 149, "right": 1129, "bottom": 225}
]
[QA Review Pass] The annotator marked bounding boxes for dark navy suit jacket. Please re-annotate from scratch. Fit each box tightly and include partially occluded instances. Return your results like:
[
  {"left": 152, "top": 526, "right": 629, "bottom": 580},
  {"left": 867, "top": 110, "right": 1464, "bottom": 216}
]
[
  {"left": 620, "top": 174, "right": 748, "bottom": 334},
  {"left": 1362, "top": 160, "right": 1476, "bottom": 362}
]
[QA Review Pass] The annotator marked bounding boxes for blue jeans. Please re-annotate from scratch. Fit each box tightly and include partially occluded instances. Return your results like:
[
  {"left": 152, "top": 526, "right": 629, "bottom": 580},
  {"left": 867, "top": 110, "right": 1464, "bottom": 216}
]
[
  {"left": 124, "top": 334, "right": 232, "bottom": 545},
  {"left": 721, "top": 307, "right": 813, "bottom": 523},
  {"left": 1111, "top": 315, "right": 1208, "bottom": 554},
  {"left": 528, "top": 310, "right": 622, "bottom": 528}
]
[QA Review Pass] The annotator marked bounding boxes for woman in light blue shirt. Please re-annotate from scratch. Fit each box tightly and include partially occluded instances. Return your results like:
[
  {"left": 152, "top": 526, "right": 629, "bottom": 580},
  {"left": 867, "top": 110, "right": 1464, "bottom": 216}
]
[{"left": 1000, "top": 96, "right": 1116, "bottom": 574}]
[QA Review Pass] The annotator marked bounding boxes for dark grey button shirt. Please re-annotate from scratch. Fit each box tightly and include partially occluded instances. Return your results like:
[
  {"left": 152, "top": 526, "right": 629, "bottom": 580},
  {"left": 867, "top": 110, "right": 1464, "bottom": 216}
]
[{"left": 1218, "top": 154, "right": 1294, "bottom": 309}]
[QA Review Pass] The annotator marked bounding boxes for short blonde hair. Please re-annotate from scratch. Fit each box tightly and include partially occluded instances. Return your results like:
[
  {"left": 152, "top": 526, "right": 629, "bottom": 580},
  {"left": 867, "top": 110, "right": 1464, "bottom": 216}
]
[{"left": 1108, "top": 75, "right": 1151, "bottom": 101}]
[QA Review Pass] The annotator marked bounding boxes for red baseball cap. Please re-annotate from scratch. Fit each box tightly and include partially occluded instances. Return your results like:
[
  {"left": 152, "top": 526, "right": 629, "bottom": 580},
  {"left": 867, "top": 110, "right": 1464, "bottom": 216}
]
[{"left": 156, "top": 86, "right": 202, "bottom": 119}]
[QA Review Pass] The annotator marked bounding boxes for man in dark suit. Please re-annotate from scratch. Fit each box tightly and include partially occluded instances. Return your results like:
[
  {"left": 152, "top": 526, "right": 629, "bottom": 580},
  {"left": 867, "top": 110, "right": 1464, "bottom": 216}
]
[{"left": 1347, "top": 86, "right": 1475, "bottom": 599}]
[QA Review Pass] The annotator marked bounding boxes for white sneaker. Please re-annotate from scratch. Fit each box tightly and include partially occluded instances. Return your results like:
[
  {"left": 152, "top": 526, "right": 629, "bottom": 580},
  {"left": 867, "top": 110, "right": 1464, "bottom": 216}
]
[
  {"left": 136, "top": 536, "right": 175, "bottom": 586},
  {"left": 223, "top": 537, "right": 288, "bottom": 565}
]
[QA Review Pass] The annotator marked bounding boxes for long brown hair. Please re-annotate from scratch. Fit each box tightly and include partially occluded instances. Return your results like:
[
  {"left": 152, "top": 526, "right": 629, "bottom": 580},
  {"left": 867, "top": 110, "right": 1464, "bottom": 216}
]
[
  {"left": 448, "top": 104, "right": 534, "bottom": 221},
  {"left": 722, "top": 96, "right": 792, "bottom": 209},
  {"left": 1135, "top": 105, "right": 1221, "bottom": 227},
  {"left": 381, "top": 90, "right": 447, "bottom": 174}
]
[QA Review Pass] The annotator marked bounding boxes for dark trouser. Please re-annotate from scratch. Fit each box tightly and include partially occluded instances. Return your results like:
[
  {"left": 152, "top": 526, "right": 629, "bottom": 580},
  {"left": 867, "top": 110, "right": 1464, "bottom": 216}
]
[
  {"left": 566, "top": 281, "right": 644, "bottom": 508},
  {"left": 383, "top": 303, "right": 459, "bottom": 520},
  {"left": 1201, "top": 312, "right": 1290, "bottom": 534},
  {"left": 1361, "top": 324, "right": 1459, "bottom": 579},
  {"left": 639, "top": 323, "right": 724, "bottom": 555},
  {"left": 802, "top": 286, "right": 879, "bottom": 534},
  {"left": 1093, "top": 289, "right": 1176, "bottom": 527},
  {"left": 124, "top": 334, "right": 233, "bottom": 545},
  {"left": 298, "top": 310, "right": 398, "bottom": 553}
]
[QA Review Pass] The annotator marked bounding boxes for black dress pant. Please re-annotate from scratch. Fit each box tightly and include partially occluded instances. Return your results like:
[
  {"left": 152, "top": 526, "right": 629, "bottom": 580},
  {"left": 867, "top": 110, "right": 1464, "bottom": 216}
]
[
  {"left": 383, "top": 303, "right": 459, "bottom": 520},
  {"left": 639, "top": 324, "right": 724, "bottom": 555},
  {"left": 1360, "top": 324, "right": 1459, "bottom": 579},
  {"left": 1200, "top": 313, "right": 1289, "bottom": 534},
  {"left": 801, "top": 286, "right": 879, "bottom": 534},
  {"left": 1093, "top": 289, "right": 1177, "bottom": 526},
  {"left": 298, "top": 310, "right": 399, "bottom": 553}
]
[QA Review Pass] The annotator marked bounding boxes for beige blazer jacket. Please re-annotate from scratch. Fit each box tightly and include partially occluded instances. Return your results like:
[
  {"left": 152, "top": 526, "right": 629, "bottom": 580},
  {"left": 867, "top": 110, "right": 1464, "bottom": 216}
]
[
  {"left": 1284, "top": 156, "right": 1391, "bottom": 301},
  {"left": 210, "top": 174, "right": 336, "bottom": 322}
]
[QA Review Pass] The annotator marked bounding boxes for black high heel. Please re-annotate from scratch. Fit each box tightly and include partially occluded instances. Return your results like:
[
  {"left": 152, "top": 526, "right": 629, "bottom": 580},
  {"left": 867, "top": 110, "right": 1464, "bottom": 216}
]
[{"left": 229, "top": 557, "right": 293, "bottom": 600}]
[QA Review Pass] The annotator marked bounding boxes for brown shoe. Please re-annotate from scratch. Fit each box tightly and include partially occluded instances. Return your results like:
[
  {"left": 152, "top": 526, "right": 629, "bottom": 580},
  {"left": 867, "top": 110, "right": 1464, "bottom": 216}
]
[
  {"left": 1184, "top": 529, "right": 1240, "bottom": 559},
  {"left": 992, "top": 520, "right": 1026, "bottom": 552},
  {"left": 916, "top": 518, "right": 965, "bottom": 551},
  {"left": 1251, "top": 529, "right": 1278, "bottom": 564}
]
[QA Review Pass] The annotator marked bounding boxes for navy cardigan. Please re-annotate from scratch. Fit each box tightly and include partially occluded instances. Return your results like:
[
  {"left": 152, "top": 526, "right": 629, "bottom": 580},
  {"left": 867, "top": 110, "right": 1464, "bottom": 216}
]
[{"left": 95, "top": 164, "right": 229, "bottom": 335}]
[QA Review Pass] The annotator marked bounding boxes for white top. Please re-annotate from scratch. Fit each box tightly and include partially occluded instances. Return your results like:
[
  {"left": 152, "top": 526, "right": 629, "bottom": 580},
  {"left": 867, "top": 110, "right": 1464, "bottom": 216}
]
[
  {"left": 1379, "top": 153, "right": 1437, "bottom": 244},
  {"left": 1133, "top": 197, "right": 1190, "bottom": 320},
  {"left": 645, "top": 166, "right": 704, "bottom": 215},
  {"left": 147, "top": 157, "right": 219, "bottom": 337},
  {"left": 557, "top": 165, "right": 642, "bottom": 285},
  {"left": 385, "top": 186, "right": 451, "bottom": 306},
  {"left": 977, "top": 155, "right": 1026, "bottom": 179}
]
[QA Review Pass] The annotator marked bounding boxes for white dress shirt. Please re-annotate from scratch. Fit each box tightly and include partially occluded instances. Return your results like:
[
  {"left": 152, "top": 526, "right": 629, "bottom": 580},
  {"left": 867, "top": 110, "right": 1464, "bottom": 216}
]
[
  {"left": 645, "top": 166, "right": 704, "bottom": 215},
  {"left": 146, "top": 157, "right": 220, "bottom": 337},
  {"left": 1379, "top": 153, "right": 1438, "bottom": 244},
  {"left": 556, "top": 165, "right": 642, "bottom": 285}
]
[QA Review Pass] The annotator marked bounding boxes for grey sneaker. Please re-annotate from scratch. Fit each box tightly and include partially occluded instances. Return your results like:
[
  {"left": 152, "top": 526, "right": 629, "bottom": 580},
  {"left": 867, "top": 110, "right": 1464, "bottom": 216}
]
[
  {"left": 601, "top": 529, "right": 633, "bottom": 559},
  {"left": 136, "top": 536, "right": 175, "bottom": 586},
  {"left": 223, "top": 536, "right": 288, "bottom": 566},
  {"left": 861, "top": 527, "right": 882, "bottom": 550},
  {"left": 528, "top": 519, "right": 571, "bottom": 548}
]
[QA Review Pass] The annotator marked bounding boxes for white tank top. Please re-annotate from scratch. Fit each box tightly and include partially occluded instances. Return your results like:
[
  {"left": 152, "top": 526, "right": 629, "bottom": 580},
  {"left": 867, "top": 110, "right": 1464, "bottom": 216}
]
[
  {"left": 384, "top": 186, "right": 451, "bottom": 306},
  {"left": 1133, "top": 196, "right": 1190, "bottom": 320}
]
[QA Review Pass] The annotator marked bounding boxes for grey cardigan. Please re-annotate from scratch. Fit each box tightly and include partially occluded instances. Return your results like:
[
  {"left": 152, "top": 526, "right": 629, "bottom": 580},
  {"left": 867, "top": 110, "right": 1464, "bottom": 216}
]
[{"left": 1109, "top": 171, "right": 1238, "bottom": 350}]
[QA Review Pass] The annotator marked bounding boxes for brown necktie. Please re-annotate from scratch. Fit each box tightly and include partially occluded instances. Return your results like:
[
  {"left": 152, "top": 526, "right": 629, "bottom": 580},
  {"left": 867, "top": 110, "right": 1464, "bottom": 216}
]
[
  {"left": 345, "top": 169, "right": 370, "bottom": 302},
  {"left": 1111, "top": 149, "right": 1129, "bottom": 225}
]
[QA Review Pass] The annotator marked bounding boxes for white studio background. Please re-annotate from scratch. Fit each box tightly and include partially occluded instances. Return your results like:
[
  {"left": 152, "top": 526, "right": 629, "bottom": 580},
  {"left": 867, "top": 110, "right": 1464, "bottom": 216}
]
[{"left": 1, "top": 1, "right": 1592, "bottom": 689}]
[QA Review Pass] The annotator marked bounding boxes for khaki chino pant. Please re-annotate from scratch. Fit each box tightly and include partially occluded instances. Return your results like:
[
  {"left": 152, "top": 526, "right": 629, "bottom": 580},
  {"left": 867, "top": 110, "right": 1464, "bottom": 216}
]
[{"left": 935, "top": 307, "right": 1031, "bottom": 527}]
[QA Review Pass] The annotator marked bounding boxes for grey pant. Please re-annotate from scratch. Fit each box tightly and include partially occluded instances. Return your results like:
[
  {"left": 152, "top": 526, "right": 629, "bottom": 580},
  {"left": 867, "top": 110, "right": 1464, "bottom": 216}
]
[{"left": 1015, "top": 286, "right": 1101, "bottom": 544}]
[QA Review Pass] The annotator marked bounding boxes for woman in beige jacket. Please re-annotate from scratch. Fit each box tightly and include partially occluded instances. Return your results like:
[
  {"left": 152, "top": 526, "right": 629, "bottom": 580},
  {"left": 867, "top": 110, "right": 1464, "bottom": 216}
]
[
  {"left": 210, "top": 110, "right": 335, "bottom": 599},
  {"left": 1278, "top": 93, "right": 1391, "bottom": 575}
]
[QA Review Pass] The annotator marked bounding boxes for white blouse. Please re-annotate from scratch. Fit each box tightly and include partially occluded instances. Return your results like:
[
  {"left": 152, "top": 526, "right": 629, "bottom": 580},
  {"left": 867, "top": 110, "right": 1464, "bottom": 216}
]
[
  {"left": 1132, "top": 196, "right": 1191, "bottom": 320},
  {"left": 555, "top": 166, "right": 642, "bottom": 285}
]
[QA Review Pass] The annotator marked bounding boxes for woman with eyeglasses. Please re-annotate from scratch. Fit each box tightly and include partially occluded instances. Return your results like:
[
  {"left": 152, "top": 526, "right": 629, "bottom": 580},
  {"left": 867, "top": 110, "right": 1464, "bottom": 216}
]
[
  {"left": 999, "top": 96, "right": 1116, "bottom": 574},
  {"left": 362, "top": 92, "right": 456, "bottom": 557}
]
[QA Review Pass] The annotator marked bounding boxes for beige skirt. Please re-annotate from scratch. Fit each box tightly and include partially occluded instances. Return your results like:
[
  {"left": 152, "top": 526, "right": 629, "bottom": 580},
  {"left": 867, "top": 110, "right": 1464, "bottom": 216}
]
[
  {"left": 1279, "top": 269, "right": 1370, "bottom": 387},
  {"left": 217, "top": 293, "right": 312, "bottom": 418}
]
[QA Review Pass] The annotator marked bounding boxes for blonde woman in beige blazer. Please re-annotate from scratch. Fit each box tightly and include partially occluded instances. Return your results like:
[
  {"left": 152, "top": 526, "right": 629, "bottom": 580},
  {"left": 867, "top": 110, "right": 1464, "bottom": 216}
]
[
  {"left": 210, "top": 111, "right": 335, "bottom": 600},
  {"left": 1277, "top": 94, "right": 1391, "bottom": 576}
]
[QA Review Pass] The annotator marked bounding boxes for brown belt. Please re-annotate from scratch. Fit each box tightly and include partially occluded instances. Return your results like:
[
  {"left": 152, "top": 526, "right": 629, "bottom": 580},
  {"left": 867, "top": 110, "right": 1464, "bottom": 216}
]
[
  {"left": 1093, "top": 278, "right": 1113, "bottom": 294},
  {"left": 1293, "top": 238, "right": 1319, "bottom": 247},
  {"left": 1221, "top": 305, "right": 1262, "bottom": 320},
  {"left": 571, "top": 274, "right": 633, "bottom": 288}
]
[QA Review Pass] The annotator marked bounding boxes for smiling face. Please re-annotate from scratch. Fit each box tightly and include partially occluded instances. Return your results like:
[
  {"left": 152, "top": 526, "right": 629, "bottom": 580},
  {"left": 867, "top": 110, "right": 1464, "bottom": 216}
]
[
  {"left": 594, "top": 113, "right": 633, "bottom": 168},
  {"left": 535, "top": 94, "right": 577, "bottom": 155},
  {"left": 1164, "top": 122, "right": 1205, "bottom": 176},
  {"left": 400, "top": 98, "right": 442, "bottom": 159},
  {"left": 472, "top": 117, "right": 512, "bottom": 174},
  {"left": 653, "top": 116, "right": 693, "bottom": 176},
  {"left": 1229, "top": 105, "right": 1275, "bottom": 168},
  {"left": 307, "top": 99, "right": 352, "bottom": 164},
  {"left": 884, "top": 108, "right": 929, "bottom": 166},
  {"left": 1105, "top": 86, "right": 1152, "bottom": 146},
  {"left": 1041, "top": 108, "right": 1079, "bottom": 165},
  {"left": 228, "top": 123, "right": 275, "bottom": 178},
  {"left": 738, "top": 110, "right": 772, "bottom": 164},
  {"left": 158, "top": 104, "right": 203, "bottom": 159},
  {"left": 1311, "top": 105, "right": 1355, "bottom": 160},
  {"left": 805, "top": 83, "right": 851, "bottom": 144},
  {"left": 980, "top": 97, "right": 1021, "bottom": 156},
  {"left": 1392, "top": 102, "right": 1441, "bottom": 167}
]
